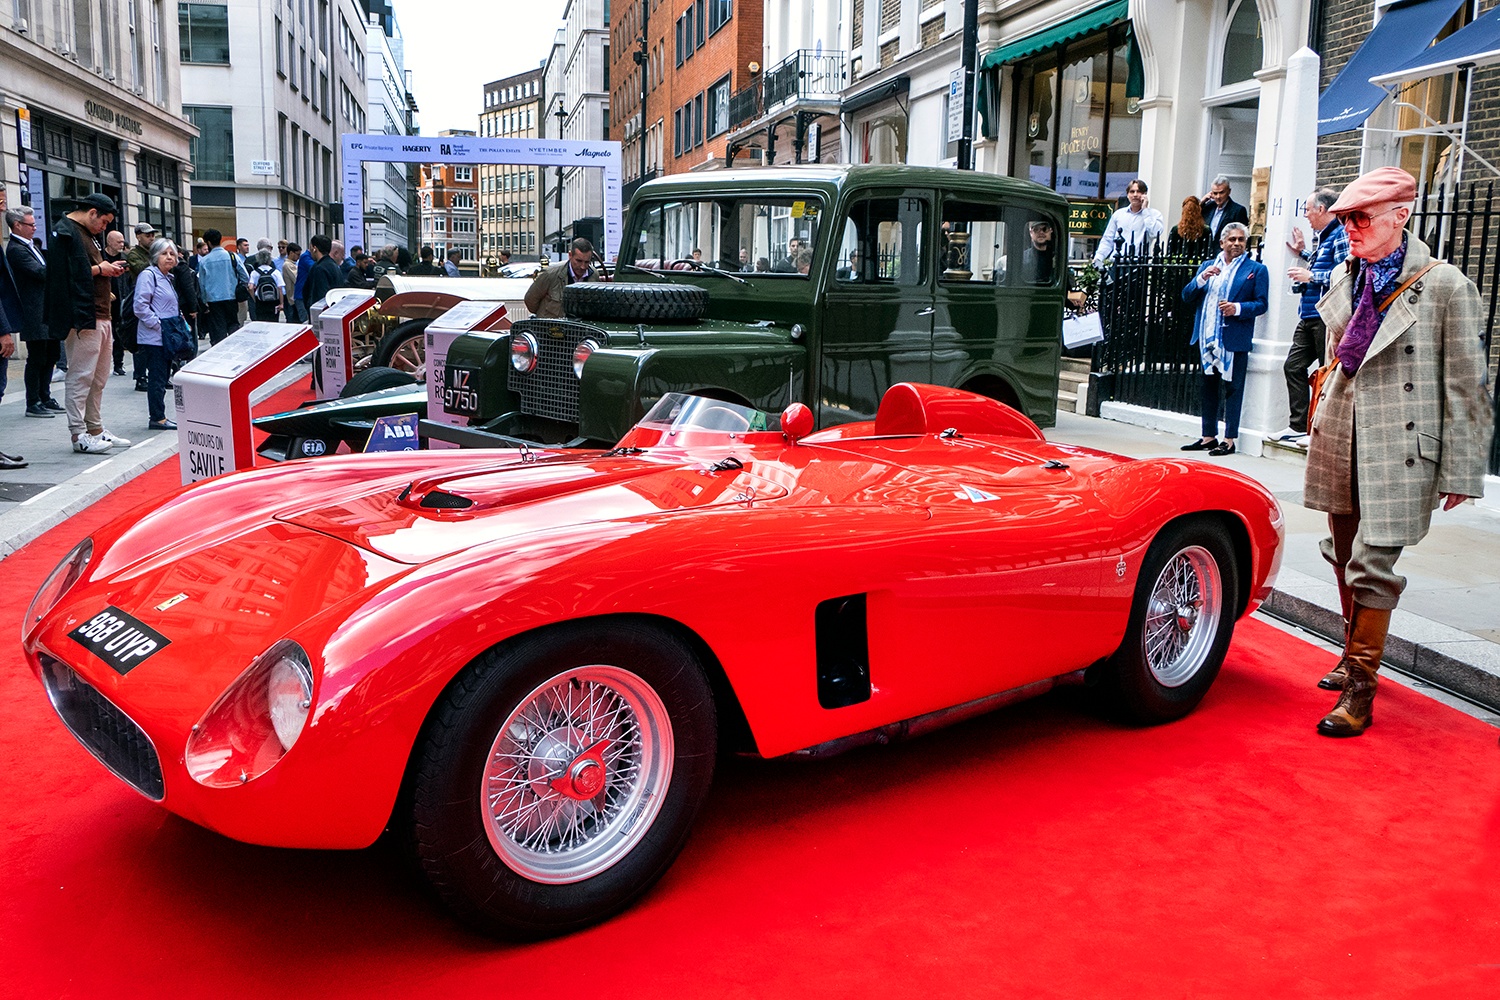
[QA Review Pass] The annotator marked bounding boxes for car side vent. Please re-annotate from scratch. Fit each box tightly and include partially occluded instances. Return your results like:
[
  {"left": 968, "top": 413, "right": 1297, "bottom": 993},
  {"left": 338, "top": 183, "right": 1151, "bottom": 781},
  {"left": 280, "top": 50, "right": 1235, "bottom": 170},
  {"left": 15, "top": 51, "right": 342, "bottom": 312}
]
[
  {"left": 815, "top": 594, "right": 871, "bottom": 709},
  {"left": 419, "top": 490, "right": 474, "bottom": 510}
]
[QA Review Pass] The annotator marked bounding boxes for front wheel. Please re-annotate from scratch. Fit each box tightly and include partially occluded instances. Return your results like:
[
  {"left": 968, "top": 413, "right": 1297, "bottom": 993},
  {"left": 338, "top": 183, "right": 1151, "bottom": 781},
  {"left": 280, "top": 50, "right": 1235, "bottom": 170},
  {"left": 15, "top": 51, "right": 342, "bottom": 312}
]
[
  {"left": 408, "top": 621, "right": 717, "bottom": 939},
  {"left": 1102, "top": 519, "right": 1239, "bottom": 724}
]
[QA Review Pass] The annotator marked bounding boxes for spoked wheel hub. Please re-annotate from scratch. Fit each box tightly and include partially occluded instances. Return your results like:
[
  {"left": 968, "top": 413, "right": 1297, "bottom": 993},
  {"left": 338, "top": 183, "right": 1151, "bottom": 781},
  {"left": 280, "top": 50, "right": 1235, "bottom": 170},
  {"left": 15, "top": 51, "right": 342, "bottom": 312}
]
[
  {"left": 481, "top": 665, "right": 673, "bottom": 884},
  {"left": 1142, "top": 545, "right": 1223, "bottom": 688}
]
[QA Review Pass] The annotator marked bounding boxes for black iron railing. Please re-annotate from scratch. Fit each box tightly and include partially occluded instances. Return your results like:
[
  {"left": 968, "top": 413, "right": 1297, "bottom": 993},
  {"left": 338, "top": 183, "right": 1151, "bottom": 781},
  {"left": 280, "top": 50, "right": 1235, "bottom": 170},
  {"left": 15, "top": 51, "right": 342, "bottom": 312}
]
[
  {"left": 763, "top": 49, "right": 847, "bottom": 110},
  {"left": 1086, "top": 237, "right": 1224, "bottom": 416},
  {"left": 1408, "top": 182, "right": 1500, "bottom": 474},
  {"left": 729, "top": 80, "right": 762, "bottom": 129}
]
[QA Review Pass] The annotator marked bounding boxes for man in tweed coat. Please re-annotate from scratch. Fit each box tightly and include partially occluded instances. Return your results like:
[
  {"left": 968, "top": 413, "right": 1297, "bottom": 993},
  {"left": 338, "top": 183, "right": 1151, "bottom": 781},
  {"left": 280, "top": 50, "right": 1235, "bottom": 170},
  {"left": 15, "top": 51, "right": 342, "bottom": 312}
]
[{"left": 1305, "top": 167, "right": 1493, "bottom": 737}]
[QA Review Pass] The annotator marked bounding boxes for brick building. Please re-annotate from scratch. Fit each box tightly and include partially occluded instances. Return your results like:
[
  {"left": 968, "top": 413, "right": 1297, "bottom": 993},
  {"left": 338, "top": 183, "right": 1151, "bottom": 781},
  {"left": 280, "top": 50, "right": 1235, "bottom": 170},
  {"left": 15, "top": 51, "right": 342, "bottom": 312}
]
[
  {"left": 479, "top": 68, "right": 543, "bottom": 267},
  {"left": 417, "top": 129, "right": 477, "bottom": 262},
  {"left": 611, "top": 0, "right": 763, "bottom": 187}
]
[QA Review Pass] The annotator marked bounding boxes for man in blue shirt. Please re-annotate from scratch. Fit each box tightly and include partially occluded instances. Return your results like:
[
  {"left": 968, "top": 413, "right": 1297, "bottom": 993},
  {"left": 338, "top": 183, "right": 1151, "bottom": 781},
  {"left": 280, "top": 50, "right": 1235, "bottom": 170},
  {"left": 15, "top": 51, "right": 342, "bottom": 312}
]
[
  {"left": 196, "top": 229, "right": 248, "bottom": 345},
  {"left": 1274, "top": 187, "right": 1349, "bottom": 443},
  {"left": 292, "top": 244, "right": 315, "bottom": 321}
]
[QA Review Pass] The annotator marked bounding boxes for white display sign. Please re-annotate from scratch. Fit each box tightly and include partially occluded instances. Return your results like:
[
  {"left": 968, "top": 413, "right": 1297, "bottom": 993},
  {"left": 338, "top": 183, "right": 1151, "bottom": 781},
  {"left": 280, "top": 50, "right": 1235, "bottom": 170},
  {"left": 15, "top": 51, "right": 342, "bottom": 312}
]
[
  {"left": 175, "top": 322, "right": 319, "bottom": 484},
  {"left": 250, "top": 159, "right": 278, "bottom": 176},
  {"left": 948, "top": 70, "right": 965, "bottom": 144},
  {"left": 340, "top": 134, "right": 623, "bottom": 260},
  {"left": 424, "top": 300, "right": 511, "bottom": 450},
  {"left": 316, "top": 292, "right": 377, "bottom": 398}
]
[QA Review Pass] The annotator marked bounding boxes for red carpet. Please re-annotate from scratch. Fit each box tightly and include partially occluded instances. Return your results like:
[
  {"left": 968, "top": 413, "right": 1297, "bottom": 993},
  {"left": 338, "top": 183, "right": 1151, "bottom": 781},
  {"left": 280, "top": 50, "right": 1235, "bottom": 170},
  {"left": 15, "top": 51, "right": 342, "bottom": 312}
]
[{"left": 4, "top": 432, "right": 1498, "bottom": 997}]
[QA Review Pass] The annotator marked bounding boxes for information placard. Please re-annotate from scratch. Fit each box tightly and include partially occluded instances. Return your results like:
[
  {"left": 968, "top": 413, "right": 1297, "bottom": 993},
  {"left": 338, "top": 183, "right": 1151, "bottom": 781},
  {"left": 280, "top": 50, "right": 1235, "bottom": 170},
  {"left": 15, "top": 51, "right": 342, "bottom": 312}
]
[
  {"left": 316, "top": 292, "right": 376, "bottom": 398},
  {"left": 175, "top": 322, "right": 320, "bottom": 484},
  {"left": 424, "top": 300, "right": 511, "bottom": 450}
]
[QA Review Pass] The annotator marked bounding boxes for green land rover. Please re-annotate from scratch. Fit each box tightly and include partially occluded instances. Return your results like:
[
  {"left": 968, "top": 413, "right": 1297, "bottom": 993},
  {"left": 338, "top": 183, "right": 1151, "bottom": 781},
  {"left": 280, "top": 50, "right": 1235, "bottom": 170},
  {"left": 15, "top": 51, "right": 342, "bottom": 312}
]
[{"left": 433, "top": 165, "right": 1068, "bottom": 446}]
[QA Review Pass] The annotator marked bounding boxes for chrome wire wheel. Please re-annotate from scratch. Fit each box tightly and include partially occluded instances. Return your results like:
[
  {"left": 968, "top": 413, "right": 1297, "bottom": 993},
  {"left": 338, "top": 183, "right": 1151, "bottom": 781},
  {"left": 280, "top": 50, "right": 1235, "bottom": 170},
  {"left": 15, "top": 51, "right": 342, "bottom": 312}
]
[
  {"left": 481, "top": 665, "right": 673, "bottom": 885},
  {"left": 1141, "top": 545, "right": 1223, "bottom": 688}
]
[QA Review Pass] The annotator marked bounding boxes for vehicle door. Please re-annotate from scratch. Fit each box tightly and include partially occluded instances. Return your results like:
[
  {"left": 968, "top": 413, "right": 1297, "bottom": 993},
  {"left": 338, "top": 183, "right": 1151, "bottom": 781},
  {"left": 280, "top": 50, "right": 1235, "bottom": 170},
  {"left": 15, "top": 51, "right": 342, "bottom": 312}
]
[
  {"left": 817, "top": 193, "right": 933, "bottom": 427},
  {"left": 930, "top": 196, "right": 1064, "bottom": 425}
]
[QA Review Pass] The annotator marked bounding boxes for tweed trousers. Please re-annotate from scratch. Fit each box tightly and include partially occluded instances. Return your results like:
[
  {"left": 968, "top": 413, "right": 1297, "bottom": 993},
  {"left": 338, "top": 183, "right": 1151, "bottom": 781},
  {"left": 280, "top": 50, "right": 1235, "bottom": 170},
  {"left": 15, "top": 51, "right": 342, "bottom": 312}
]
[{"left": 1318, "top": 431, "right": 1405, "bottom": 609}]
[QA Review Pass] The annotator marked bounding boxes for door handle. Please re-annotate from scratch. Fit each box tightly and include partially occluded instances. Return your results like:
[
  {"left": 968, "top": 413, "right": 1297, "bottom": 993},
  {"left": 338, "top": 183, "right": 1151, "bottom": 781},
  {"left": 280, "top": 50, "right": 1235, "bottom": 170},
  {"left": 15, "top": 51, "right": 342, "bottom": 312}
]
[{"left": 916, "top": 306, "right": 935, "bottom": 316}]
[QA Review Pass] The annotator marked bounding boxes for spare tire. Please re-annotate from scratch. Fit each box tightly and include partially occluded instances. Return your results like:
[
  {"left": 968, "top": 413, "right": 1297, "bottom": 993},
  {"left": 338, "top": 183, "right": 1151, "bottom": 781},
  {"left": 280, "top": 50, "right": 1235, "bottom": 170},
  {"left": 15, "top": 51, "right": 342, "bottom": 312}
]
[
  {"left": 563, "top": 282, "right": 709, "bottom": 323},
  {"left": 340, "top": 365, "right": 420, "bottom": 398}
]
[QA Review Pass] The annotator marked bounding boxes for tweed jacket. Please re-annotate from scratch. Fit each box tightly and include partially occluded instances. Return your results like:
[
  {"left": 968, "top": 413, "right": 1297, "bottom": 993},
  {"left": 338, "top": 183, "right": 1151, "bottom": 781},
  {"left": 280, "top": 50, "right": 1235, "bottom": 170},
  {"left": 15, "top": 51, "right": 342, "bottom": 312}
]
[{"left": 1305, "top": 237, "right": 1493, "bottom": 546}]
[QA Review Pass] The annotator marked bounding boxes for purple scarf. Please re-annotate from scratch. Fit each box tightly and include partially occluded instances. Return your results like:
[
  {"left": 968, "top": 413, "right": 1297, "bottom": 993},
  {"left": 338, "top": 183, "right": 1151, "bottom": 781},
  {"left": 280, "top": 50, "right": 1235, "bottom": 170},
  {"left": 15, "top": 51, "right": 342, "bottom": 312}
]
[{"left": 1337, "top": 238, "right": 1407, "bottom": 375}]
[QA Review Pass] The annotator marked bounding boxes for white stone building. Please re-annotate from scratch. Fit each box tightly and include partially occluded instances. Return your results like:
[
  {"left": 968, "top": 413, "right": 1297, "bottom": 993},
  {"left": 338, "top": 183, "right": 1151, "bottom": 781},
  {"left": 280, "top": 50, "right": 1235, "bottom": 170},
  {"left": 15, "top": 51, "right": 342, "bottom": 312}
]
[{"left": 362, "top": 0, "right": 417, "bottom": 252}]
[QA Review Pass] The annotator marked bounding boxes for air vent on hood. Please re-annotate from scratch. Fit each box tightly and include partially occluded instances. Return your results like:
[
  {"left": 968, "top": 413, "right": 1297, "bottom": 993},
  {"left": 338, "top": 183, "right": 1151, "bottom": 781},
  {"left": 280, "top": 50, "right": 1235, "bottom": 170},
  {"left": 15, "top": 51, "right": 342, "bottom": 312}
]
[{"left": 419, "top": 490, "right": 474, "bottom": 510}]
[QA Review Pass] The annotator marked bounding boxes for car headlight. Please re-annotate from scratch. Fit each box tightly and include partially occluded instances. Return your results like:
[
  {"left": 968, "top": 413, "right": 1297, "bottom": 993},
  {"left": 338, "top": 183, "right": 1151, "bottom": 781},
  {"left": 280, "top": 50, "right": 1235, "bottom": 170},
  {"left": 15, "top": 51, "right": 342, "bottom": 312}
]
[
  {"left": 572, "top": 339, "right": 598, "bottom": 378},
  {"left": 24, "top": 538, "right": 92, "bottom": 641},
  {"left": 185, "top": 640, "right": 314, "bottom": 788},
  {"left": 510, "top": 332, "right": 538, "bottom": 373}
]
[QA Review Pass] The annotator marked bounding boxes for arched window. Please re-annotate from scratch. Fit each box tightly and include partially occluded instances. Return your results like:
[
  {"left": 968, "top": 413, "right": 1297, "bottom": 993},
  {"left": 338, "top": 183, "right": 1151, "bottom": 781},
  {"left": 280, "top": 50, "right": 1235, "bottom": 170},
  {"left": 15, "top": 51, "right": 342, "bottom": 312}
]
[{"left": 1220, "top": 0, "right": 1263, "bottom": 87}]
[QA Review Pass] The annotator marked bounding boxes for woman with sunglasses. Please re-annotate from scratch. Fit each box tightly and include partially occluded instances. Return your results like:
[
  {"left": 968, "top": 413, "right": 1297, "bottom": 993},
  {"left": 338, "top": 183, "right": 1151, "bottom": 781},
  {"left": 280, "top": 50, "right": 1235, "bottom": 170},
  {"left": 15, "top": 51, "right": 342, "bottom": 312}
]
[{"left": 1303, "top": 167, "right": 1493, "bottom": 738}]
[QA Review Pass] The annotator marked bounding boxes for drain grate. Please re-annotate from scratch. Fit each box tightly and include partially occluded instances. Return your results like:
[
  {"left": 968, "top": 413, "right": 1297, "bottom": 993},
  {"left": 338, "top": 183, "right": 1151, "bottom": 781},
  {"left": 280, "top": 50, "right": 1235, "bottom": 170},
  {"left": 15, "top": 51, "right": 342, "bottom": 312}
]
[{"left": 0, "top": 482, "right": 57, "bottom": 503}]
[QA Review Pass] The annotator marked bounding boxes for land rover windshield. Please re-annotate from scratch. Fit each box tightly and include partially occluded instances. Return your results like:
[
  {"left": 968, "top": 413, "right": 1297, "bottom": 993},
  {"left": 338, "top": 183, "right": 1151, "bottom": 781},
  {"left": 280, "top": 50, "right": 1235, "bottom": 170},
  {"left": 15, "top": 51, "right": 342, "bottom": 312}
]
[{"left": 622, "top": 195, "right": 826, "bottom": 276}]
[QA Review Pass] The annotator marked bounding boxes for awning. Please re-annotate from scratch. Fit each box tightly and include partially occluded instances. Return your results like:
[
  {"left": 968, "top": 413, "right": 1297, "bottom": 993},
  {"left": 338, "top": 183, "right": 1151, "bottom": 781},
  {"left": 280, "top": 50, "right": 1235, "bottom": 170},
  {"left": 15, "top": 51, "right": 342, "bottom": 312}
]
[
  {"left": 1370, "top": 5, "right": 1500, "bottom": 85},
  {"left": 979, "top": 0, "right": 1128, "bottom": 72},
  {"left": 1317, "top": 0, "right": 1468, "bottom": 136}
]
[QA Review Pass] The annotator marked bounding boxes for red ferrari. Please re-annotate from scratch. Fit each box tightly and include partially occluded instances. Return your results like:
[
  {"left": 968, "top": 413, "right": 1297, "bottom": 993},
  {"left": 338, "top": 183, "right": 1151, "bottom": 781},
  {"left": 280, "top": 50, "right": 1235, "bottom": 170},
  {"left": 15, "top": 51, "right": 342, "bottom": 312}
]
[{"left": 23, "top": 384, "right": 1282, "bottom": 938}]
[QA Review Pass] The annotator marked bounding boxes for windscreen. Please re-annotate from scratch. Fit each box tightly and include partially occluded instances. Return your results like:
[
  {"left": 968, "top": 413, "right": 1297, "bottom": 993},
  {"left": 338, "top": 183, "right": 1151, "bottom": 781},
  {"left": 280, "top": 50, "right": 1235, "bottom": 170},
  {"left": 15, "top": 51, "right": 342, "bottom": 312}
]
[{"left": 623, "top": 195, "right": 825, "bottom": 276}]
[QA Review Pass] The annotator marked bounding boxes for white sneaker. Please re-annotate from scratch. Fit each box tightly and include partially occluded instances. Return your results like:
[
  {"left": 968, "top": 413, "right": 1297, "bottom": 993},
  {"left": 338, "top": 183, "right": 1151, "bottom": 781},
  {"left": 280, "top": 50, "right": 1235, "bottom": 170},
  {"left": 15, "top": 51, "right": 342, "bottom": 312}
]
[
  {"left": 1271, "top": 427, "right": 1299, "bottom": 441},
  {"left": 73, "top": 433, "right": 112, "bottom": 455},
  {"left": 98, "top": 429, "right": 132, "bottom": 448}
]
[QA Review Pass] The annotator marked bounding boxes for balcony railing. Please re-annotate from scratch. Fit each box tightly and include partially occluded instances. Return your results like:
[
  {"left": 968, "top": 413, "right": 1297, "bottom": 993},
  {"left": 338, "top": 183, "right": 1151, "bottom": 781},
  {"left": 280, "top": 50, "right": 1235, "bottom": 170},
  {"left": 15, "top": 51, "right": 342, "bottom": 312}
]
[
  {"left": 729, "top": 80, "right": 762, "bottom": 130},
  {"left": 763, "top": 49, "right": 847, "bottom": 110}
]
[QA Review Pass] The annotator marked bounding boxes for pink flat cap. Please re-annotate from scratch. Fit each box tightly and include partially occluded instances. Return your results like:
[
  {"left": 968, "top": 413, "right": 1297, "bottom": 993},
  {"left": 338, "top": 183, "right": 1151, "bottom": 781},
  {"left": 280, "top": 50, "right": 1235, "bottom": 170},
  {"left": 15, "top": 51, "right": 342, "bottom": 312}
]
[{"left": 1330, "top": 167, "right": 1417, "bottom": 214}]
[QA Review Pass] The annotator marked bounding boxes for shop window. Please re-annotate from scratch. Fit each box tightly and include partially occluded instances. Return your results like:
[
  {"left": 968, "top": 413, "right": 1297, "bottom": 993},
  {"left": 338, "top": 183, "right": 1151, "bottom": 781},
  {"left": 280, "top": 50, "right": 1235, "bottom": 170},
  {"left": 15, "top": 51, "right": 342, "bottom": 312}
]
[
  {"left": 862, "top": 114, "right": 907, "bottom": 164},
  {"left": 1220, "top": 0, "right": 1262, "bottom": 88},
  {"left": 838, "top": 197, "right": 926, "bottom": 285},
  {"left": 179, "top": 2, "right": 229, "bottom": 65},
  {"left": 1393, "top": 5, "right": 1471, "bottom": 197},
  {"left": 1054, "top": 36, "right": 1110, "bottom": 199},
  {"left": 183, "top": 105, "right": 234, "bottom": 182}
]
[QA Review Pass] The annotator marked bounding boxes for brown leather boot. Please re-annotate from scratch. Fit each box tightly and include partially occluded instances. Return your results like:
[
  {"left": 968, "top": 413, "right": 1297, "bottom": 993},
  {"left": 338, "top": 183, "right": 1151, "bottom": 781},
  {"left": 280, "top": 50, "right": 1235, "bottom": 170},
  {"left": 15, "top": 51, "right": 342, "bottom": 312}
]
[
  {"left": 1317, "top": 604, "right": 1391, "bottom": 737},
  {"left": 1317, "top": 577, "right": 1357, "bottom": 690}
]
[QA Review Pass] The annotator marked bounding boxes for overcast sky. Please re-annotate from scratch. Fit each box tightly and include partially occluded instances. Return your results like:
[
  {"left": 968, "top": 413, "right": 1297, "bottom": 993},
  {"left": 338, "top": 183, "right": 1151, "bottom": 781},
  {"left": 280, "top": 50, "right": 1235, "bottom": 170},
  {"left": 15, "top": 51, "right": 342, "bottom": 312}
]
[{"left": 395, "top": 0, "right": 567, "bottom": 136}]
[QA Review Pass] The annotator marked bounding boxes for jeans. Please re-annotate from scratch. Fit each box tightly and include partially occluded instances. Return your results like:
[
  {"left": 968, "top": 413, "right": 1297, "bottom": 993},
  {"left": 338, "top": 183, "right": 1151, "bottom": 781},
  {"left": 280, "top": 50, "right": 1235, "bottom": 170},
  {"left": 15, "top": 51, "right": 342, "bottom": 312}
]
[
  {"left": 139, "top": 342, "right": 172, "bottom": 423},
  {"left": 64, "top": 322, "right": 113, "bottom": 438},
  {"left": 1199, "top": 350, "right": 1249, "bottom": 440}
]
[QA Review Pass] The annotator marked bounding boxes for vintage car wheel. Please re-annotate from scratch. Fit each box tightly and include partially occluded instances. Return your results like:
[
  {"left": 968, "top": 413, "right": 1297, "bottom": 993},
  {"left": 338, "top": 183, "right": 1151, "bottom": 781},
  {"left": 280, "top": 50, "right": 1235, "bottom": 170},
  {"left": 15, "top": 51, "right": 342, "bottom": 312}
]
[
  {"left": 563, "top": 282, "right": 709, "bottom": 323},
  {"left": 408, "top": 621, "right": 717, "bottom": 939},
  {"left": 372, "top": 319, "right": 431, "bottom": 376},
  {"left": 1104, "top": 519, "right": 1239, "bottom": 724},
  {"left": 339, "top": 365, "right": 418, "bottom": 398}
]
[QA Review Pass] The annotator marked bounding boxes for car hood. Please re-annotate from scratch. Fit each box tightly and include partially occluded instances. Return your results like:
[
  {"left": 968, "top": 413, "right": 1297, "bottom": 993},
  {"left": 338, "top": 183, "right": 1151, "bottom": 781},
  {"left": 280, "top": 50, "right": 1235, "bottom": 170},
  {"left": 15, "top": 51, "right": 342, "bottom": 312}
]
[{"left": 274, "top": 451, "right": 790, "bottom": 564}]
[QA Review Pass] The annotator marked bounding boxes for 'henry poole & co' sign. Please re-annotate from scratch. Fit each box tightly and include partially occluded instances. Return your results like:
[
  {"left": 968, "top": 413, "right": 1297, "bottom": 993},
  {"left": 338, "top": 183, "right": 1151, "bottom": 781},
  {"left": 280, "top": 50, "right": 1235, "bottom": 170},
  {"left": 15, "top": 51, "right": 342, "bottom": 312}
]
[{"left": 84, "top": 100, "right": 144, "bottom": 136}]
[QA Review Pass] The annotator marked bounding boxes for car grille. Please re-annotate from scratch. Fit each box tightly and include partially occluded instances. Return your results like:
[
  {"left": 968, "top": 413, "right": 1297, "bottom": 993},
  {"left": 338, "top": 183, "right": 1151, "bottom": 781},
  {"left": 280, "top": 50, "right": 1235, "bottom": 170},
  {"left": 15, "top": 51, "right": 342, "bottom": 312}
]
[
  {"left": 509, "top": 319, "right": 601, "bottom": 424},
  {"left": 39, "top": 654, "right": 165, "bottom": 801}
]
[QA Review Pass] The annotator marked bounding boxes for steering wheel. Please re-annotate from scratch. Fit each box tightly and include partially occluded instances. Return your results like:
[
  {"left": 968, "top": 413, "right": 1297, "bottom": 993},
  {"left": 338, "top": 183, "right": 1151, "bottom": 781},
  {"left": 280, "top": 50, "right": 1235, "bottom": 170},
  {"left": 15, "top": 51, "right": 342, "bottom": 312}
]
[{"left": 665, "top": 258, "right": 702, "bottom": 271}]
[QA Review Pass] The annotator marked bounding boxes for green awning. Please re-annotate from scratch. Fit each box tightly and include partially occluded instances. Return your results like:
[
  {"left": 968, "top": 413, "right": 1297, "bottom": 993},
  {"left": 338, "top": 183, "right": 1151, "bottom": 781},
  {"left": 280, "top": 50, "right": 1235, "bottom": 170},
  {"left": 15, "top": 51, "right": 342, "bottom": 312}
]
[{"left": 979, "top": 0, "right": 1129, "bottom": 72}]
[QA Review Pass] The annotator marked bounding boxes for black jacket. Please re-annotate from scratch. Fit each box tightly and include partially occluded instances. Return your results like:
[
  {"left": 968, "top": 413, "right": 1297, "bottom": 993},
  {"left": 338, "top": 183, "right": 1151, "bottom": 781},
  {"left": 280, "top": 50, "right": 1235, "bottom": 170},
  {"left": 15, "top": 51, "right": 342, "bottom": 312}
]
[
  {"left": 43, "top": 217, "right": 97, "bottom": 337},
  {"left": 1201, "top": 197, "right": 1250, "bottom": 241},
  {"left": 0, "top": 250, "right": 21, "bottom": 337},
  {"left": 4, "top": 238, "right": 47, "bottom": 341},
  {"left": 171, "top": 260, "right": 202, "bottom": 316},
  {"left": 303, "top": 255, "right": 345, "bottom": 308}
]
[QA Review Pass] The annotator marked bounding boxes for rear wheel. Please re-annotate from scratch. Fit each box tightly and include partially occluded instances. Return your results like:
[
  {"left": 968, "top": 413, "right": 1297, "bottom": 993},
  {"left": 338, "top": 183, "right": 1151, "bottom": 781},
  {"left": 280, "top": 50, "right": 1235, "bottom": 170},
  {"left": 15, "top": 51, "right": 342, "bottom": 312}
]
[
  {"left": 372, "top": 319, "right": 431, "bottom": 377},
  {"left": 408, "top": 621, "right": 717, "bottom": 939},
  {"left": 339, "top": 365, "right": 419, "bottom": 398},
  {"left": 1102, "top": 519, "right": 1238, "bottom": 724}
]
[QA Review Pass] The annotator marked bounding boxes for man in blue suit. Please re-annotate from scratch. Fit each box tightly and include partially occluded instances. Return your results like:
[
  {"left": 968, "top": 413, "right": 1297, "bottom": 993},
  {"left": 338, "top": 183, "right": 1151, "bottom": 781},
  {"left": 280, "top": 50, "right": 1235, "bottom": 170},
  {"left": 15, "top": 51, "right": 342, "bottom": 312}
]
[{"left": 1180, "top": 222, "right": 1268, "bottom": 456}]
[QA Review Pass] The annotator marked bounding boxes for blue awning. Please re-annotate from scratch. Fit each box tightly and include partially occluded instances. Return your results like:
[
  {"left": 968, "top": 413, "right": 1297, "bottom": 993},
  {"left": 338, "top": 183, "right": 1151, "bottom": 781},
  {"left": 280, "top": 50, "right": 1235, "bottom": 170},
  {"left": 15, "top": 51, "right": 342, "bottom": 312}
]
[
  {"left": 1371, "top": 5, "right": 1500, "bottom": 85},
  {"left": 1317, "top": 0, "right": 1468, "bottom": 136}
]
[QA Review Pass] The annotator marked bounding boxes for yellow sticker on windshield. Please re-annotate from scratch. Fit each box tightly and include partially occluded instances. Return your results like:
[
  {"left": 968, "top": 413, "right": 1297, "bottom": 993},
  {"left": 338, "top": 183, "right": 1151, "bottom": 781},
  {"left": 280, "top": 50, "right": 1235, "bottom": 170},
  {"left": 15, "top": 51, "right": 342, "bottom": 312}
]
[{"left": 791, "top": 201, "right": 806, "bottom": 218}]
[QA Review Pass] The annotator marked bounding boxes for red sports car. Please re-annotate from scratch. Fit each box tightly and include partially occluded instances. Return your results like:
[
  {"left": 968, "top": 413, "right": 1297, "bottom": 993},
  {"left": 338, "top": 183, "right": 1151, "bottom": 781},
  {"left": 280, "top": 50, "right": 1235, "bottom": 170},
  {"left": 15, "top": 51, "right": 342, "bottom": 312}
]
[{"left": 23, "top": 384, "right": 1282, "bottom": 938}]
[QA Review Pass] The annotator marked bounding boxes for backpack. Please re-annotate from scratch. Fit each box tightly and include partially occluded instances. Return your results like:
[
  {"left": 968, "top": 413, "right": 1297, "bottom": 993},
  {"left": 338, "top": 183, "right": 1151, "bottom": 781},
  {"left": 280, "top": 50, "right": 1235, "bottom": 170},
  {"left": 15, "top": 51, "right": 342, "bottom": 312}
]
[{"left": 253, "top": 264, "right": 279, "bottom": 303}]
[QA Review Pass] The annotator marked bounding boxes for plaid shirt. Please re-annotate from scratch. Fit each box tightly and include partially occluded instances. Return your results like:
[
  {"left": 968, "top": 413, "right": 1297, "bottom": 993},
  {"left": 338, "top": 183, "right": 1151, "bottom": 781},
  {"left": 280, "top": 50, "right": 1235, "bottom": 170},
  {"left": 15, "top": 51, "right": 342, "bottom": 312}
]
[{"left": 1298, "top": 219, "right": 1350, "bottom": 319}]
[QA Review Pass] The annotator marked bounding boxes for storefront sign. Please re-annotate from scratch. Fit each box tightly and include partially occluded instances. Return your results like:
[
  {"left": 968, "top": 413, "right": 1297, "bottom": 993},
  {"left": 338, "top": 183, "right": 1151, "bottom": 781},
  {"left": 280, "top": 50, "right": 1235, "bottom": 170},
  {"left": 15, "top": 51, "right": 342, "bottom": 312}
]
[
  {"left": 17, "top": 107, "right": 31, "bottom": 149},
  {"left": 84, "top": 100, "right": 143, "bottom": 136},
  {"left": 1067, "top": 200, "right": 1115, "bottom": 237}
]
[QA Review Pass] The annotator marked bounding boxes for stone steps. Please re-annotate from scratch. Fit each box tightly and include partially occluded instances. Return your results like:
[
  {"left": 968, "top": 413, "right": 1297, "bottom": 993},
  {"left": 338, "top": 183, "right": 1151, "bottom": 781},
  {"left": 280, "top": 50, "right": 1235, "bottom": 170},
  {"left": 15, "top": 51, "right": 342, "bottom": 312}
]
[{"left": 1056, "top": 356, "right": 1091, "bottom": 414}]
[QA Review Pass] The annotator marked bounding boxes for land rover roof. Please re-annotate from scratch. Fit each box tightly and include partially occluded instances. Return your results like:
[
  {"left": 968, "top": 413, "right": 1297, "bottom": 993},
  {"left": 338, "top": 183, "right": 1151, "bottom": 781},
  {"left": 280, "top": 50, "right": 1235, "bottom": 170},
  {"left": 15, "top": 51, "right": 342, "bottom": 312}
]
[{"left": 630, "top": 164, "right": 1068, "bottom": 211}]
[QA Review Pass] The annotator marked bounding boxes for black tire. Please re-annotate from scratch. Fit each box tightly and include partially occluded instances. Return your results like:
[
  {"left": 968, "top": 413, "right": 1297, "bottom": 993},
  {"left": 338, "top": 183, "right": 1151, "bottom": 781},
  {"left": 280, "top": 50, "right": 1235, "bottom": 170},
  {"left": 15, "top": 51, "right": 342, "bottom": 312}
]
[
  {"left": 339, "top": 365, "right": 419, "bottom": 398},
  {"left": 408, "top": 620, "right": 717, "bottom": 939},
  {"left": 1101, "top": 518, "right": 1239, "bottom": 724},
  {"left": 372, "top": 318, "right": 431, "bottom": 373},
  {"left": 563, "top": 282, "right": 709, "bottom": 322}
]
